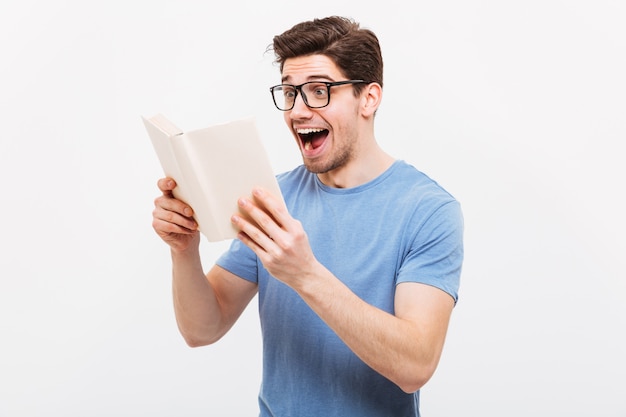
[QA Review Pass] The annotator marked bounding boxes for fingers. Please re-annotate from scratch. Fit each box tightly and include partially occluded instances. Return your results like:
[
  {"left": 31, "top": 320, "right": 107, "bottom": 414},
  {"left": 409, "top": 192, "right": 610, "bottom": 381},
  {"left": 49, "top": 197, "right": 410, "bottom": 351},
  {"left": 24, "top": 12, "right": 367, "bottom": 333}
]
[
  {"left": 233, "top": 187, "right": 288, "bottom": 248},
  {"left": 152, "top": 218, "right": 197, "bottom": 238},
  {"left": 233, "top": 189, "right": 314, "bottom": 284},
  {"left": 153, "top": 177, "right": 197, "bottom": 232},
  {"left": 154, "top": 191, "right": 194, "bottom": 217},
  {"left": 157, "top": 177, "right": 177, "bottom": 195},
  {"left": 234, "top": 219, "right": 274, "bottom": 254},
  {"left": 251, "top": 187, "right": 289, "bottom": 227},
  {"left": 234, "top": 198, "right": 278, "bottom": 245},
  {"left": 153, "top": 202, "right": 197, "bottom": 233}
]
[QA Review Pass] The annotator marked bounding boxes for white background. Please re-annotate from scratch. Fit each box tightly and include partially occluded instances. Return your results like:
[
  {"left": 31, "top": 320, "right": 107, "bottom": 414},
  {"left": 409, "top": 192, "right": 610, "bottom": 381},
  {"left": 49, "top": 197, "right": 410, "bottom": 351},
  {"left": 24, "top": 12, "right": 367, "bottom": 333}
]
[{"left": 1, "top": 1, "right": 624, "bottom": 416}]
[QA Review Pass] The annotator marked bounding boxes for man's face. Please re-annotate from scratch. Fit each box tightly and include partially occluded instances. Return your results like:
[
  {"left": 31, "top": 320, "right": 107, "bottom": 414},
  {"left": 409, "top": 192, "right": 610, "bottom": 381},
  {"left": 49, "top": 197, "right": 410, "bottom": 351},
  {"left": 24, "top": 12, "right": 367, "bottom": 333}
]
[{"left": 280, "top": 54, "right": 364, "bottom": 175}]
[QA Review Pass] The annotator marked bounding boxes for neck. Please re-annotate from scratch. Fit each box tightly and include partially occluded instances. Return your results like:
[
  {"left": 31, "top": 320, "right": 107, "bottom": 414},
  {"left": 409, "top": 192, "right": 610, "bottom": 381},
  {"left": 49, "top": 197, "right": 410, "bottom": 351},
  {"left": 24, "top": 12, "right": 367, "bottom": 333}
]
[{"left": 317, "top": 143, "right": 395, "bottom": 188}]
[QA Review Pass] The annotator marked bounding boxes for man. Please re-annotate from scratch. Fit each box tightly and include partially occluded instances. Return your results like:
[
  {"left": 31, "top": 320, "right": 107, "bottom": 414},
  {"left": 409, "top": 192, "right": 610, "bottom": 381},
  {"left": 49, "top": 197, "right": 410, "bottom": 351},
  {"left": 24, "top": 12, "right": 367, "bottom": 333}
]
[{"left": 152, "top": 16, "right": 463, "bottom": 417}]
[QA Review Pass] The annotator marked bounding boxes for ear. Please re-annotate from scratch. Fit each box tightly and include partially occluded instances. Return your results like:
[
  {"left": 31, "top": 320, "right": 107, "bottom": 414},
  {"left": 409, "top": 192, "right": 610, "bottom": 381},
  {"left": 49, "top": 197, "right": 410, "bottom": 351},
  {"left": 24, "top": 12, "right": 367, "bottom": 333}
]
[{"left": 360, "top": 82, "right": 382, "bottom": 117}]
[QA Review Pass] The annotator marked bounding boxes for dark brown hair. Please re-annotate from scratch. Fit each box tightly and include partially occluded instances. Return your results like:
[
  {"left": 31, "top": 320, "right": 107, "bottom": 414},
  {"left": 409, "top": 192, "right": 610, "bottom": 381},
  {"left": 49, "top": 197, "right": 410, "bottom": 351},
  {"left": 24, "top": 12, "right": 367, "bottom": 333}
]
[{"left": 269, "top": 16, "right": 384, "bottom": 93}]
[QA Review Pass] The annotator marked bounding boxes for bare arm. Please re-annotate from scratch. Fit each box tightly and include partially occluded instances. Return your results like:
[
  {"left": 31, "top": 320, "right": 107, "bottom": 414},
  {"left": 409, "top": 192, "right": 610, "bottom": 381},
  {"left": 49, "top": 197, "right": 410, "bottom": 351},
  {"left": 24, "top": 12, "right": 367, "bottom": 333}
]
[
  {"left": 233, "top": 187, "right": 454, "bottom": 392},
  {"left": 153, "top": 178, "right": 257, "bottom": 347},
  {"left": 171, "top": 253, "right": 257, "bottom": 347},
  {"left": 295, "top": 274, "right": 453, "bottom": 393}
]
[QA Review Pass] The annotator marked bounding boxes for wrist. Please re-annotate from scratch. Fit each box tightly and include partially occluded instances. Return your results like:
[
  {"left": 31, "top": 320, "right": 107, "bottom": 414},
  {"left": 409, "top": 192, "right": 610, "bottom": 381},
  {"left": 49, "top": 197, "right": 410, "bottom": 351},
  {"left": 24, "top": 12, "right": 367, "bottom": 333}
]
[{"left": 170, "top": 244, "right": 201, "bottom": 262}]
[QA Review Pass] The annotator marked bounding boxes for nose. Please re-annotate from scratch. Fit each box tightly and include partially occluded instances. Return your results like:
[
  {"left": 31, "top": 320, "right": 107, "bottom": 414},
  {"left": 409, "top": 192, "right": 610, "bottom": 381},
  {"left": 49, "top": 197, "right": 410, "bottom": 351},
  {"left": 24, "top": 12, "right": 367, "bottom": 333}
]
[{"left": 289, "top": 91, "right": 313, "bottom": 118}]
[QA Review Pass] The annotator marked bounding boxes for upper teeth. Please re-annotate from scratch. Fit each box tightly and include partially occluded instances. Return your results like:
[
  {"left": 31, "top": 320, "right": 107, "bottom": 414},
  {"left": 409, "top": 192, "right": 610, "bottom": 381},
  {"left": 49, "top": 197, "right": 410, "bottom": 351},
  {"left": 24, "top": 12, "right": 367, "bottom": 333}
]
[{"left": 297, "top": 128, "right": 324, "bottom": 135}]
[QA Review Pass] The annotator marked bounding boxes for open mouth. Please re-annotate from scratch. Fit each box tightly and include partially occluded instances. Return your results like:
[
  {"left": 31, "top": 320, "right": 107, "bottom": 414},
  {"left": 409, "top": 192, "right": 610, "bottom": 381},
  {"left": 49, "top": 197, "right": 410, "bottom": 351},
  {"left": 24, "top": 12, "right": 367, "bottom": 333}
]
[{"left": 298, "top": 128, "right": 328, "bottom": 151}]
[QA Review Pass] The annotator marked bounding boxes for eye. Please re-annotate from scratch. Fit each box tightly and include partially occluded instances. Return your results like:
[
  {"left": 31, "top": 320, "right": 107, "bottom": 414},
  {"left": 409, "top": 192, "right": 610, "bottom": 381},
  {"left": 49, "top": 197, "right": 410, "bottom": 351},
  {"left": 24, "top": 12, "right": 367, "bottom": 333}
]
[
  {"left": 282, "top": 87, "right": 296, "bottom": 99},
  {"left": 311, "top": 85, "right": 328, "bottom": 98}
]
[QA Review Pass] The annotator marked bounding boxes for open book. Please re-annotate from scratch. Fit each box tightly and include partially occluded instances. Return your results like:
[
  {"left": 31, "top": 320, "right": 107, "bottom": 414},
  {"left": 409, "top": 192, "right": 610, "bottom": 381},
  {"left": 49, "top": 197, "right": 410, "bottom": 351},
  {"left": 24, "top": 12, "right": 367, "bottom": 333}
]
[{"left": 143, "top": 114, "right": 283, "bottom": 242}]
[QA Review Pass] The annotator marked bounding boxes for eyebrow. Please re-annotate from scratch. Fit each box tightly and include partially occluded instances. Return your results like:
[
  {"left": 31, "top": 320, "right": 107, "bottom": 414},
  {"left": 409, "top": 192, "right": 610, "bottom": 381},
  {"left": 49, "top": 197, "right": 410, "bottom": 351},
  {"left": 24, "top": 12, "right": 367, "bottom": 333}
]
[{"left": 281, "top": 74, "right": 334, "bottom": 83}]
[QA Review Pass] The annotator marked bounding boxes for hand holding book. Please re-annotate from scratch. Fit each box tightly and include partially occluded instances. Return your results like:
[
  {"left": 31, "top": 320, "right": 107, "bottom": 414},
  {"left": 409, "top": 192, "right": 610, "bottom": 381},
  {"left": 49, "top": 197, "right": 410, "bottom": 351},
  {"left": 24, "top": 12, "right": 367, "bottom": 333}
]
[
  {"left": 152, "top": 177, "right": 202, "bottom": 252},
  {"left": 144, "top": 114, "right": 284, "bottom": 242}
]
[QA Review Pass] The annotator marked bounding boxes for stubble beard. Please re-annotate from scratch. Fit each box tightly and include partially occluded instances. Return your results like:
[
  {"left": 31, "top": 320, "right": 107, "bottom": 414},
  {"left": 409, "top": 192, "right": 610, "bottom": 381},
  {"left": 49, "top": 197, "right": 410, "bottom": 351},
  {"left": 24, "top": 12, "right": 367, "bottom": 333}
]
[{"left": 302, "top": 136, "right": 354, "bottom": 174}]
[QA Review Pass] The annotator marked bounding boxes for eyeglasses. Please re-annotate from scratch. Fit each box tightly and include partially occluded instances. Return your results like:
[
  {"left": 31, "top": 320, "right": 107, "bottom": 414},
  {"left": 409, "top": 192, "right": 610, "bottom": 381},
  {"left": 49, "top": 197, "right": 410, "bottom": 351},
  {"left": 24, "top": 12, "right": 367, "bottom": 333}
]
[{"left": 269, "top": 80, "right": 369, "bottom": 111}]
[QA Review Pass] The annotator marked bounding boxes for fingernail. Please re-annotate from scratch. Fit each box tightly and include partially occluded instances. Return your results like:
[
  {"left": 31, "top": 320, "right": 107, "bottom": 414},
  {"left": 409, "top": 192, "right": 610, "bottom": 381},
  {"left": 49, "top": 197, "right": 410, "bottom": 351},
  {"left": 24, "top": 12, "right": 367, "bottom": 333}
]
[{"left": 184, "top": 207, "right": 192, "bottom": 216}]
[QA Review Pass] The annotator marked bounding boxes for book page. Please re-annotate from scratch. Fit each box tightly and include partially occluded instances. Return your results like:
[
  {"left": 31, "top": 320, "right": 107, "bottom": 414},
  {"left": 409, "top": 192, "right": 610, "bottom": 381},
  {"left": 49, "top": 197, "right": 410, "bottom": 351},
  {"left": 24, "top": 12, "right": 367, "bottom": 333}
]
[{"left": 184, "top": 118, "right": 283, "bottom": 241}]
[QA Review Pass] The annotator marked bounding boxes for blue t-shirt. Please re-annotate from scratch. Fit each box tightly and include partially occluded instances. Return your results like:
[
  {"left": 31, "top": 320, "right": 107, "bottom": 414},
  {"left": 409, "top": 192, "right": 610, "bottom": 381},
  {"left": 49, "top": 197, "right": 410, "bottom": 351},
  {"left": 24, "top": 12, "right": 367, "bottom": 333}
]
[{"left": 217, "top": 160, "right": 464, "bottom": 417}]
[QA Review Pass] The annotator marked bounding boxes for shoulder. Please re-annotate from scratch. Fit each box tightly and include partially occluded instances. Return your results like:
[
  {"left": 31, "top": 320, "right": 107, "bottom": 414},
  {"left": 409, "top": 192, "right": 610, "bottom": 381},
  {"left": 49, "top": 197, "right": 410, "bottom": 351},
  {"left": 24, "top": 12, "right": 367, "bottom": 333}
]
[
  {"left": 388, "top": 161, "right": 460, "bottom": 210},
  {"left": 385, "top": 162, "right": 463, "bottom": 250}
]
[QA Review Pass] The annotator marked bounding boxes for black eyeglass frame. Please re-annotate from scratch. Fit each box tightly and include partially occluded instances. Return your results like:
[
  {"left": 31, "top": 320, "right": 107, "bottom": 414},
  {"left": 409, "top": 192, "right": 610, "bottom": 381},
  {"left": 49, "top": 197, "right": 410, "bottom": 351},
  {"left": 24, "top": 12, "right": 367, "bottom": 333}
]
[{"left": 269, "top": 80, "right": 369, "bottom": 111}]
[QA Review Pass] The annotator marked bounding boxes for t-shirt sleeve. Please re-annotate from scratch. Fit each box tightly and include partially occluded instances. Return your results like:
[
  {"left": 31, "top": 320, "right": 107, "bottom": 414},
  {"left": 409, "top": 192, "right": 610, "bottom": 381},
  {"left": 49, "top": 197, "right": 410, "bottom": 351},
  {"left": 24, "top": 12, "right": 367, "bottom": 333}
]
[
  {"left": 396, "top": 200, "right": 464, "bottom": 303},
  {"left": 215, "top": 238, "right": 259, "bottom": 284}
]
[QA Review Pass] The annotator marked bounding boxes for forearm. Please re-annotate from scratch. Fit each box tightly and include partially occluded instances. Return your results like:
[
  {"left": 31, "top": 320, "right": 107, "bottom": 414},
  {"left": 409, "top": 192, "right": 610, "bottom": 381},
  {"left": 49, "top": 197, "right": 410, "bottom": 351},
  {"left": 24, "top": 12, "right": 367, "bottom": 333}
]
[
  {"left": 171, "top": 248, "right": 224, "bottom": 347},
  {"left": 295, "top": 264, "right": 446, "bottom": 393},
  {"left": 232, "top": 189, "right": 453, "bottom": 391}
]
